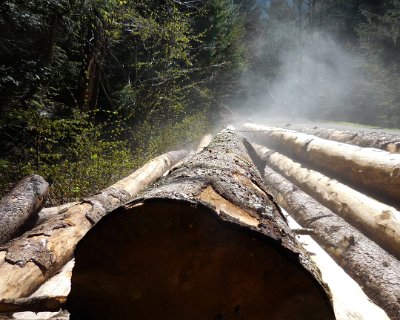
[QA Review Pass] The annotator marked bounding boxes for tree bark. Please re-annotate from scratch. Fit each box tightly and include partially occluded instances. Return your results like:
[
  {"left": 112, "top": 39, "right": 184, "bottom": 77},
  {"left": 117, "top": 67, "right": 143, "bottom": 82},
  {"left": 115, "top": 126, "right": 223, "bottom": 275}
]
[
  {"left": 0, "top": 174, "right": 49, "bottom": 245},
  {"left": 253, "top": 143, "right": 400, "bottom": 260},
  {"left": 66, "top": 132, "right": 334, "bottom": 320},
  {"left": 0, "top": 149, "right": 187, "bottom": 300},
  {"left": 241, "top": 123, "right": 400, "bottom": 201},
  {"left": 257, "top": 162, "right": 400, "bottom": 320},
  {"left": 292, "top": 127, "right": 400, "bottom": 153}
]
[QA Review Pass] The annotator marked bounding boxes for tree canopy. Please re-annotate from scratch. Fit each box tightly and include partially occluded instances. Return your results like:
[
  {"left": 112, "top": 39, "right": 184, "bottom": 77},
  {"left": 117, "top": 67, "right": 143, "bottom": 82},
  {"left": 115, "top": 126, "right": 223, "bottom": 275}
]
[{"left": 1, "top": 0, "right": 399, "bottom": 201}]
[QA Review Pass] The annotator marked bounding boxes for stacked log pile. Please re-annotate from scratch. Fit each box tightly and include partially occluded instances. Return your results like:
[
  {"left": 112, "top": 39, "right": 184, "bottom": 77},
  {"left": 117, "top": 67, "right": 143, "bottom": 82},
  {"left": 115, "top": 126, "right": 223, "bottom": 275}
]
[
  {"left": 0, "top": 128, "right": 399, "bottom": 319},
  {"left": 0, "top": 149, "right": 189, "bottom": 319},
  {"left": 241, "top": 123, "right": 400, "bottom": 320}
]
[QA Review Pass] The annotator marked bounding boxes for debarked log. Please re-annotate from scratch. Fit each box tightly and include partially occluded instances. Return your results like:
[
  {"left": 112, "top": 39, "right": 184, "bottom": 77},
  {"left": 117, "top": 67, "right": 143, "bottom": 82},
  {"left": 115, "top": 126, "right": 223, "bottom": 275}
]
[
  {"left": 259, "top": 164, "right": 400, "bottom": 320},
  {"left": 241, "top": 123, "right": 400, "bottom": 201},
  {"left": 66, "top": 132, "right": 335, "bottom": 320},
  {"left": 0, "top": 149, "right": 188, "bottom": 300},
  {"left": 253, "top": 144, "right": 400, "bottom": 260},
  {"left": 294, "top": 127, "right": 400, "bottom": 153},
  {"left": 0, "top": 175, "right": 49, "bottom": 245}
]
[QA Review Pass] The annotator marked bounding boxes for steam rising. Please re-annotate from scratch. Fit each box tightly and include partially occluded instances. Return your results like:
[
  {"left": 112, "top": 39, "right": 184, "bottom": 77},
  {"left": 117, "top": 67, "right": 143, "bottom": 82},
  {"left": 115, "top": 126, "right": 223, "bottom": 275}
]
[{"left": 236, "top": 30, "right": 364, "bottom": 121}]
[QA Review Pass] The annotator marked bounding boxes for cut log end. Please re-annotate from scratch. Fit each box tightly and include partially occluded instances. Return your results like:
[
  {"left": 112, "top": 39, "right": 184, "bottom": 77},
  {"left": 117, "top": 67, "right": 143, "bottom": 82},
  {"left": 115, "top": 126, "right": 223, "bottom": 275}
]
[{"left": 67, "top": 200, "right": 334, "bottom": 320}]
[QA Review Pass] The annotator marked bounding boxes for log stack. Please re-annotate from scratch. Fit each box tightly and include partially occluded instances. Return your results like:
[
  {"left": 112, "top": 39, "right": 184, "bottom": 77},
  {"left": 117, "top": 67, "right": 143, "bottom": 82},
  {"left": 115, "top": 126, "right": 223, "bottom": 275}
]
[
  {"left": 0, "top": 149, "right": 188, "bottom": 308},
  {"left": 66, "top": 132, "right": 334, "bottom": 319},
  {"left": 0, "top": 124, "right": 399, "bottom": 319},
  {"left": 240, "top": 123, "right": 400, "bottom": 319}
]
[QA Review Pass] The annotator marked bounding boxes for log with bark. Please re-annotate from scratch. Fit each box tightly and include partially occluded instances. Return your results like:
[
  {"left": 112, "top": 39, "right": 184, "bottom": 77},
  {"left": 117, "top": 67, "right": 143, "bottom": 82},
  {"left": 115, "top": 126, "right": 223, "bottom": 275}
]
[
  {"left": 0, "top": 174, "right": 49, "bottom": 245},
  {"left": 0, "top": 149, "right": 188, "bottom": 301},
  {"left": 253, "top": 144, "right": 400, "bottom": 260},
  {"left": 241, "top": 123, "right": 400, "bottom": 201},
  {"left": 254, "top": 160, "right": 400, "bottom": 319},
  {"left": 66, "top": 132, "right": 334, "bottom": 320},
  {"left": 292, "top": 126, "right": 400, "bottom": 153},
  {"left": 282, "top": 209, "right": 390, "bottom": 320}
]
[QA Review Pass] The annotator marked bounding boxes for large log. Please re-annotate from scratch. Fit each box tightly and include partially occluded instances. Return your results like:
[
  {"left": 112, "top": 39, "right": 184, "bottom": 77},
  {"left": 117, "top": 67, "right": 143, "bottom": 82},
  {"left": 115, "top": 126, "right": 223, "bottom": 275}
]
[
  {"left": 257, "top": 162, "right": 400, "bottom": 319},
  {"left": 293, "top": 126, "right": 400, "bottom": 153},
  {"left": 0, "top": 149, "right": 188, "bottom": 300},
  {"left": 66, "top": 132, "right": 334, "bottom": 320},
  {"left": 253, "top": 144, "right": 400, "bottom": 259},
  {"left": 282, "top": 209, "right": 389, "bottom": 320},
  {"left": 241, "top": 123, "right": 400, "bottom": 201},
  {"left": 0, "top": 174, "right": 49, "bottom": 245}
]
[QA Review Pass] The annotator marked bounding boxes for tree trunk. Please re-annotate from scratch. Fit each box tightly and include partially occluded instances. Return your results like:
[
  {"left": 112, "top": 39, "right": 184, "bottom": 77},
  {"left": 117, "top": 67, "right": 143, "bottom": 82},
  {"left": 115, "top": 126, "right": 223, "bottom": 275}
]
[
  {"left": 66, "top": 132, "right": 334, "bottom": 320},
  {"left": 0, "top": 174, "right": 49, "bottom": 245},
  {"left": 253, "top": 144, "right": 400, "bottom": 260},
  {"left": 292, "top": 127, "right": 400, "bottom": 153},
  {"left": 0, "top": 150, "right": 187, "bottom": 300},
  {"left": 256, "top": 162, "right": 400, "bottom": 320},
  {"left": 241, "top": 123, "right": 400, "bottom": 201}
]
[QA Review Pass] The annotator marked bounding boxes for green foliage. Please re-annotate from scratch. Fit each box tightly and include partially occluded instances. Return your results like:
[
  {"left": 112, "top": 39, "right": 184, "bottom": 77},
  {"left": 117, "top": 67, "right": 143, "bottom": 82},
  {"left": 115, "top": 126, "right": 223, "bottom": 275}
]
[
  {"left": 0, "top": 108, "right": 136, "bottom": 204},
  {"left": 0, "top": 0, "right": 247, "bottom": 202},
  {"left": 355, "top": 0, "right": 400, "bottom": 127}
]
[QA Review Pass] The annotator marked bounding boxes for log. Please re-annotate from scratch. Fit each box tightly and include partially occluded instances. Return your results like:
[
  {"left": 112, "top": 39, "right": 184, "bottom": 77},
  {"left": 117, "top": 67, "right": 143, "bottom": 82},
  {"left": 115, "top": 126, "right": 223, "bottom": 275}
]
[
  {"left": 253, "top": 144, "right": 400, "bottom": 259},
  {"left": 66, "top": 132, "right": 334, "bottom": 319},
  {"left": 257, "top": 162, "right": 400, "bottom": 320},
  {"left": 282, "top": 208, "right": 389, "bottom": 320},
  {"left": 241, "top": 123, "right": 400, "bottom": 201},
  {"left": 0, "top": 260, "right": 75, "bottom": 317},
  {"left": 0, "top": 174, "right": 49, "bottom": 245},
  {"left": 0, "top": 149, "right": 188, "bottom": 300},
  {"left": 293, "top": 127, "right": 400, "bottom": 153}
]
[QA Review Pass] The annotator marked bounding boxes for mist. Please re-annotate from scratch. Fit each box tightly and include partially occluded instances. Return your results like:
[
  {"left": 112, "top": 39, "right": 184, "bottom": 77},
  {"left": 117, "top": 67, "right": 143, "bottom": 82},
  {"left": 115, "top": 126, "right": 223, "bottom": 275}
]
[{"left": 234, "top": 27, "right": 366, "bottom": 123}]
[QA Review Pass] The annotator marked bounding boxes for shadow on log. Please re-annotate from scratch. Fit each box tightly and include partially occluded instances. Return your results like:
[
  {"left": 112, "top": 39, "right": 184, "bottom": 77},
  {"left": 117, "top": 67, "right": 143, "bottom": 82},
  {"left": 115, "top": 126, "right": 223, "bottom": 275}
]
[{"left": 67, "top": 132, "right": 334, "bottom": 320}]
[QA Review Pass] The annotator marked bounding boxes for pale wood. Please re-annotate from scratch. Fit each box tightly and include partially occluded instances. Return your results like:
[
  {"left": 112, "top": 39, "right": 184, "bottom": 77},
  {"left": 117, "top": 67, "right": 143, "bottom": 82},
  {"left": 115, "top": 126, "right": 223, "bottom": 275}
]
[
  {"left": 3, "top": 261, "right": 74, "bottom": 319},
  {"left": 242, "top": 123, "right": 400, "bottom": 200},
  {"left": 196, "top": 133, "right": 213, "bottom": 152},
  {"left": 0, "top": 150, "right": 188, "bottom": 300},
  {"left": 253, "top": 143, "right": 400, "bottom": 259},
  {"left": 294, "top": 127, "right": 400, "bottom": 153},
  {"left": 0, "top": 175, "right": 49, "bottom": 244}
]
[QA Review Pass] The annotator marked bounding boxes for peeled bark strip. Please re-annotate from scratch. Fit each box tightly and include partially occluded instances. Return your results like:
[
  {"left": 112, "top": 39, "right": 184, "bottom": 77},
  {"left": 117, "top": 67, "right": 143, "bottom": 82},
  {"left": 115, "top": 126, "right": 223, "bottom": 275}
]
[
  {"left": 253, "top": 144, "right": 400, "bottom": 259},
  {"left": 0, "top": 150, "right": 188, "bottom": 300},
  {"left": 259, "top": 164, "right": 400, "bottom": 320},
  {"left": 294, "top": 127, "right": 400, "bottom": 153},
  {"left": 196, "top": 133, "right": 213, "bottom": 152},
  {"left": 0, "top": 174, "right": 49, "bottom": 245},
  {"left": 67, "top": 132, "right": 334, "bottom": 320},
  {"left": 242, "top": 123, "right": 400, "bottom": 201}
]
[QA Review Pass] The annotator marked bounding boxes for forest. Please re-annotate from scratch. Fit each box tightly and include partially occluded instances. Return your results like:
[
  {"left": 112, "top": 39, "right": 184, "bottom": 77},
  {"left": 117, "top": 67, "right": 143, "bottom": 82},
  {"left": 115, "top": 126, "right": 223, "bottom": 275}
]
[{"left": 1, "top": 0, "right": 399, "bottom": 203}]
